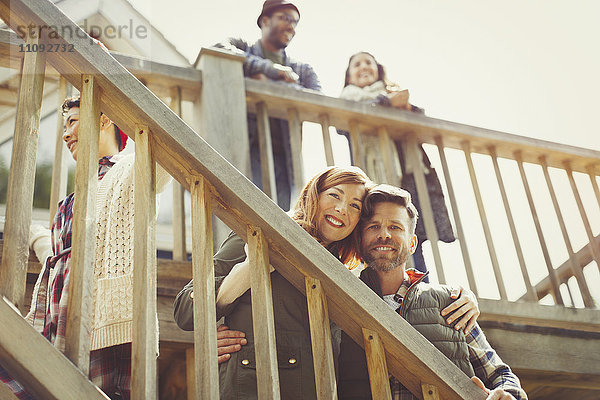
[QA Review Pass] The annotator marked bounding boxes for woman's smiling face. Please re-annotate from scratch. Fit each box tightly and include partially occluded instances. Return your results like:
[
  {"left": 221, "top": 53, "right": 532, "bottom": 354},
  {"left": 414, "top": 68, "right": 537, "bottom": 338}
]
[
  {"left": 347, "top": 53, "right": 379, "bottom": 88},
  {"left": 315, "top": 183, "right": 366, "bottom": 246}
]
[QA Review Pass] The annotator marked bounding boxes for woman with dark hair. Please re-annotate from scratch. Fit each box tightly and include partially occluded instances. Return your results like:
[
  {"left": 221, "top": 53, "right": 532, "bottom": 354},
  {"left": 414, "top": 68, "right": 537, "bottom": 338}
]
[{"left": 339, "top": 51, "right": 456, "bottom": 279}]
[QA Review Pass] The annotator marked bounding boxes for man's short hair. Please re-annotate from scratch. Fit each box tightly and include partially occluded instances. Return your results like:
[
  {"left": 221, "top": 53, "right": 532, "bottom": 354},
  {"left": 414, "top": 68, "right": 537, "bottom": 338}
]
[
  {"left": 61, "top": 96, "right": 125, "bottom": 151},
  {"left": 361, "top": 184, "right": 419, "bottom": 235}
]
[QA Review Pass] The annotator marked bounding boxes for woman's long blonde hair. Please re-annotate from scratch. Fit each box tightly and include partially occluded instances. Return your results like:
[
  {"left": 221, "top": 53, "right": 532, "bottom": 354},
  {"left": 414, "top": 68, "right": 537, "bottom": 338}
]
[{"left": 292, "top": 166, "right": 372, "bottom": 268}]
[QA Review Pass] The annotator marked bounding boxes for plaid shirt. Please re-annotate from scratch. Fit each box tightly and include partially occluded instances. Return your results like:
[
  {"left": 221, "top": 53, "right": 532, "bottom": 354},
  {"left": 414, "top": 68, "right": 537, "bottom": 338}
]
[
  {"left": 0, "top": 157, "right": 115, "bottom": 398},
  {"left": 214, "top": 38, "right": 321, "bottom": 91},
  {"left": 387, "top": 272, "right": 527, "bottom": 400}
]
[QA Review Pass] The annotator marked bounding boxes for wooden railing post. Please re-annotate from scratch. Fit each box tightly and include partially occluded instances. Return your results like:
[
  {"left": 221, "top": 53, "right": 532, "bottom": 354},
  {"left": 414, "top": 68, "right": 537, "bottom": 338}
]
[
  {"left": 539, "top": 157, "right": 594, "bottom": 307},
  {"left": 348, "top": 120, "right": 365, "bottom": 170},
  {"left": 169, "top": 86, "right": 187, "bottom": 261},
  {"left": 587, "top": 166, "right": 600, "bottom": 210},
  {"left": 132, "top": 125, "right": 158, "bottom": 399},
  {"left": 406, "top": 133, "right": 445, "bottom": 283},
  {"left": 193, "top": 47, "right": 249, "bottom": 247},
  {"left": 435, "top": 137, "right": 477, "bottom": 295},
  {"left": 306, "top": 277, "right": 337, "bottom": 399},
  {"left": 0, "top": 29, "right": 45, "bottom": 312},
  {"left": 377, "top": 126, "right": 401, "bottom": 186},
  {"left": 287, "top": 108, "right": 304, "bottom": 200},
  {"left": 362, "top": 328, "right": 392, "bottom": 400},
  {"left": 64, "top": 74, "right": 99, "bottom": 373},
  {"left": 49, "top": 77, "right": 70, "bottom": 227},
  {"left": 248, "top": 226, "right": 281, "bottom": 400},
  {"left": 190, "top": 177, "right": 219, "bottom": 400},
  {"left": 564, "top": 161, "right": 600, "bottom": 274},
  {"left": 515, "top": 152, "right": 564, "bottom": 305},
  {"left": 489, "top": 146, "right": 536, "bottom": 302},
  {"left": 319, "top": 114, "right": 335, "bottom": 166},
  {"left": 462, "top": 141, "right": 506, "bottom": 299},
  {"left": 256, "top": 101, "right": 277, "bottom": 202}
]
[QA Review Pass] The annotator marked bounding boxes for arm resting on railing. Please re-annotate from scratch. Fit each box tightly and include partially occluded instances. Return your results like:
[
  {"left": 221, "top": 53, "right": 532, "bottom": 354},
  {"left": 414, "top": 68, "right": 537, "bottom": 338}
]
[{"left": 467, "top": 324, "right": 528, "bottom": 400}]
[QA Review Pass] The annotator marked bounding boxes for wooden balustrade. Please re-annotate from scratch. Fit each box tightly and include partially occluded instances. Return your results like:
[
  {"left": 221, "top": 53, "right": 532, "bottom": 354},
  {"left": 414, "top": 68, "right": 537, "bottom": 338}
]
[{"left": 0, "top": 0, "right": 598, "bottom": 398}]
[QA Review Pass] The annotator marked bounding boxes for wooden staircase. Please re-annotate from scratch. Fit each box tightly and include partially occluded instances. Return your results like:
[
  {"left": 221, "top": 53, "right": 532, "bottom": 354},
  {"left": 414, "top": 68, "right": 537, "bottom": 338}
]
[{"left": 0, "top": 0, "right": 599, "bottom": 399}]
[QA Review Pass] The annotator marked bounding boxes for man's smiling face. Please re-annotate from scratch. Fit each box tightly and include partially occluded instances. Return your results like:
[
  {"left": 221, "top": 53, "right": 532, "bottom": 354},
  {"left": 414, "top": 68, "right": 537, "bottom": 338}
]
[{"left": 360, "top": 201, "right": 417, "bottom": 272}]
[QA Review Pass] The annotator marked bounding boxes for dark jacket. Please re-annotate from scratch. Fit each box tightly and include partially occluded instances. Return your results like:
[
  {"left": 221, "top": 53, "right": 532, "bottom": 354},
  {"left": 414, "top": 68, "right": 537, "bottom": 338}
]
[
  {"left": 174, "top": 232, "right": 340, "bottom": 400},
  {"left": 338, "top": 268, "right": 473, "bottom": 399}
]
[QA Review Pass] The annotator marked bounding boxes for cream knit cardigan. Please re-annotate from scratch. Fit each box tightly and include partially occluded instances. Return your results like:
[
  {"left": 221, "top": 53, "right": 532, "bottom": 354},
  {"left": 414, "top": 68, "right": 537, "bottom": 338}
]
[{"left": 90, "top": 152, "right": 171, "bottom": 350}]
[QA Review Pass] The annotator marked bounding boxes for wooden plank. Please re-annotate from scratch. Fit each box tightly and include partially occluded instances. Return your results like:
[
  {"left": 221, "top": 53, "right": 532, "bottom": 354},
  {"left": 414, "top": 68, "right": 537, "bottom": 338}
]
[
  {"left": 169, "top": 86, "right": 186, "bottom": 261},
  {"left": 0, "top": 4, "right": 489, "bottom": 396},
  {"left": 0, "top": 298, "right": 109, "bottom": 400},
  {"left": 287, "top": 107, "right": 304, "bottom": 199},
  {"left": 515, "top": 152, "right": 563, "bottom": 305},
  {"left": 49, "top": 76, "right": 69, "bottom": 226},
  {"left": 190, "top": 177, "right": 219, "bottom": 400},
  {"left": 524, "top": 235, "right": 599, "bottom": 303},
  {"left": 539, "top": 157, "right": 594, "bottom": 307},
  {"left": 256, "top": 101, "right": 277, "bottom": 202},
  {"left": 348, "top": 120, "right": 365, "bottom": 170},
  {"left": 319, "top": 114, "right": 335, "bottom": 166},
  {"left": 242, "top": 79, "right": 600, "bottom": 175},
  {"left": 478, "top": 299, "right": 600, "bottom": 333},
  {"left": 64, "top": 74, "right": 99, "bottom": 373},
  {"left": 377, "top": 126, "right": 401, "bottom": 186},
  {"left": 186, "top": 347, "right": 195, "bottom": 400},
  {"left": 362, "top": 329, "right": 392, "bottom": 400},
  {"left": 0, "top": 30, "right": 45, "bottom": 312},
  {"left": 564, "top": 161, "right": 600, "bottom": 274},
  {"left": 462, "top": 141, "right": 506, "bottom": 298},
  {"left": 132, "top": 125, "right": 158, "bottom": 400},
  {"left": 248, "top": 226, "right": 281, "bottom": 400},
  {"left": 435, "top": 137, "right": 477, "bottom": 295},
  {"left": 305, "top": 277, "right": 337, "bottom": 400},
  {"left": 489, "top": 146, "right": 536, "bottom": 302},
  {"left": 406, "top": 134, "right": 445, "bottom": 283},
  {"left": 421, "top": 384, "right": 441, "bottom": 400}
]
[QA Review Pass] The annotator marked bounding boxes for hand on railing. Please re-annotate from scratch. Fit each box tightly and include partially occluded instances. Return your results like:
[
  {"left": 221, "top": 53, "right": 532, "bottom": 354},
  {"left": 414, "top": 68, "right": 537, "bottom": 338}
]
[
  {"left": 29, "top": 224, "right": 51, "bottom": 265},
  {"left": 441, "top": 286, "right": 480, "bottom": 334},
  {"left": 272, "top": 63, "right": 299, "bottom": 83},
  {"left": 217, "top": 324, "right": 247, "bottom": 364}
]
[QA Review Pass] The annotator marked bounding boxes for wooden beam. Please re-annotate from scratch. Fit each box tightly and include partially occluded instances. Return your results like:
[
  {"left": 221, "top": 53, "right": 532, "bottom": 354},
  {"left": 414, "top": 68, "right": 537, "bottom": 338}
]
[
  {"left": 287, "top": 108, "right": 304, "bottom": 199},
  {"left": 256, "top": 101, "right": 277, "bottom": 202},
  {"left": 0, "top": 298, "right": 109, "bottom": 400},
  {"left": 377, "top": 126, "right": 401, "bottom": 186},
  {"left": 0, "top": 29, "right": 45, "bottom": 312},
  {"left": 525, "top": 234, "right": 600, "bottom": 302},
  {"left": 319, "top": 114, "right": 334, "bottom": 166},
  {"left": 248, "top": 226, "right": 281, "bottom": 400},
  {"left": 169, "top": 86, "right": 186, "bottom": 261},
  {"left": 348, "top": 120, "right": 365, "bottom": 170},
  {"left": 190, "top": 177, "right": 219, "bottom": 400},
  {"left": 64, "top": 75, "right": 99, "bottom": 374},
  {"left": 306, "top": 277, "right": 337, "bottom": 400},
  {"left": 132, "top": 125, "right": 158, "bottom": 399},
  {"left": 48, "top": 76, "right": 69, "bottom": 227},
  {"left": 243, "top": 79, "right": 600, "bottom": 175},
  {"left": 0, "top": 3, "right": 490, "bottom": 396},
  {"left": 421, "top": 384, "right": 441, "bottom": 400},
  {"left": 478, "top": 299, "right": 600, "bottom": 333},
  {"left": 362, "top": 329, "right": 392, "bottom": 400}
]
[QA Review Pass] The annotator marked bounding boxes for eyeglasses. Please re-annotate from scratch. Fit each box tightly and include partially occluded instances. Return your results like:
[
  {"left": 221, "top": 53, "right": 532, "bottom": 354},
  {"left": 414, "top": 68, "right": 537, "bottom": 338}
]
[{"left": 273, "top": 13, "right": 299, "bottom": 27}]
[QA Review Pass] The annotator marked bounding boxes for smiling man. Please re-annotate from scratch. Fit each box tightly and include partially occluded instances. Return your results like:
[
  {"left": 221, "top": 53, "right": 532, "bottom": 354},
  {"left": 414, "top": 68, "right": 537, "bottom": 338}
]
[
  {"left": 213, "top": 0, "right": 320, "bottom": 212},
  {"left": 338, "top": 184, "right": 527, "bottom": 400}
]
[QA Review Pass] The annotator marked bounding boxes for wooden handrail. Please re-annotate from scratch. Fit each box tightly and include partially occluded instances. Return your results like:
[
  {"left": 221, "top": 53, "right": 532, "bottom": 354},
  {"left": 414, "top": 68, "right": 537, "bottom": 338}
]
[{"left": 0, "top": 0, "right": 490, "bottom": 398}]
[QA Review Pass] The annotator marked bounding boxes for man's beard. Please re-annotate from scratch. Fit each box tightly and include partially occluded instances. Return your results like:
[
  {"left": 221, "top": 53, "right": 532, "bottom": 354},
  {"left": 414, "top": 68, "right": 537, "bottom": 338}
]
[{"left": 362, "top": 240, "right": 408, "bottom": 272}]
